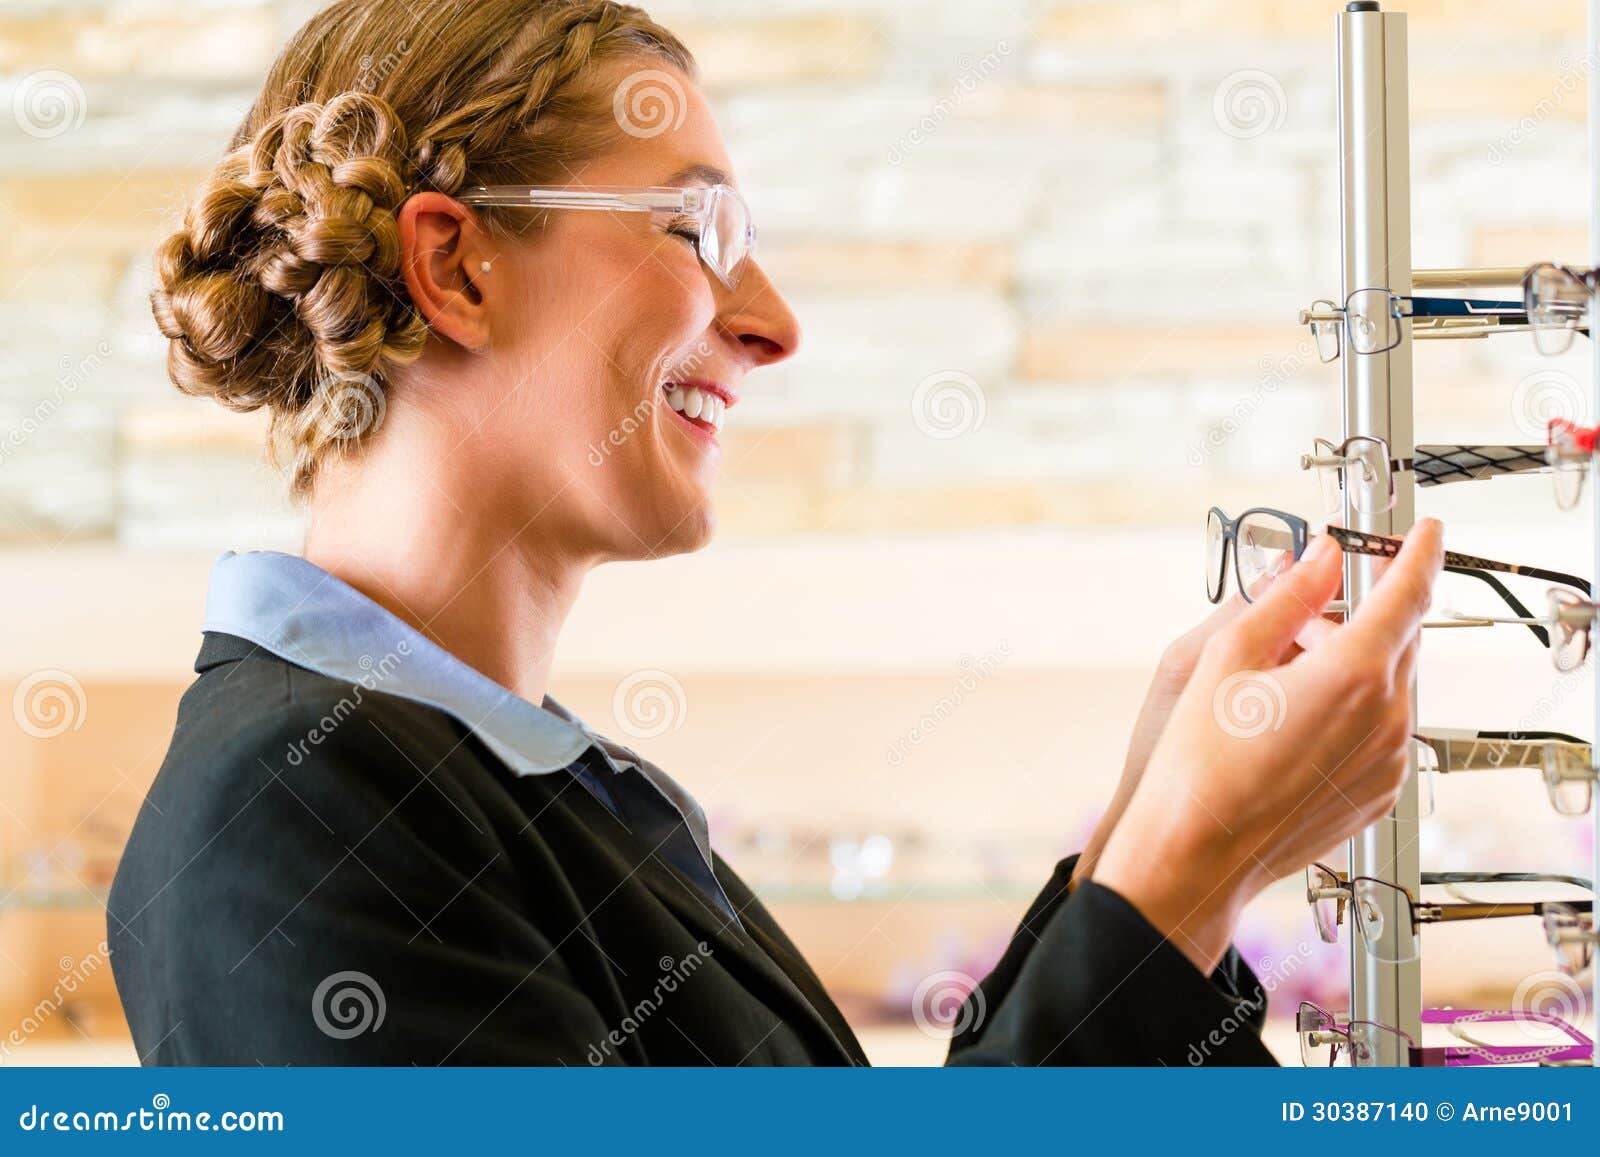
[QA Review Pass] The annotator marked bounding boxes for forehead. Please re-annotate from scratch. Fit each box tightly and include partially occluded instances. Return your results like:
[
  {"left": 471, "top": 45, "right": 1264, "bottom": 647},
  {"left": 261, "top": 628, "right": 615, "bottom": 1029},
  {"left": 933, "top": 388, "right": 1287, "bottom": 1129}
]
[{"left": 576, "top": 63, "right": 738, "bottom": 189}]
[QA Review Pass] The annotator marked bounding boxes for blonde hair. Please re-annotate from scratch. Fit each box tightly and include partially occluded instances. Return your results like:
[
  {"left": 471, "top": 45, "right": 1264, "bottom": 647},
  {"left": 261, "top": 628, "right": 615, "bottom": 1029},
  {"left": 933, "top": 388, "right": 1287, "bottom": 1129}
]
[{"left": 149, "top": 0, "right": 695, "bottom": 497}]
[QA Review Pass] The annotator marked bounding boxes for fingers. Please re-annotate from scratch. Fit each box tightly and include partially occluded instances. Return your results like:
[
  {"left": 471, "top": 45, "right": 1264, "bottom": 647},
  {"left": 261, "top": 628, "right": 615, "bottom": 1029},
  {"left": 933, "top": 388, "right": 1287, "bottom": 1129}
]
[
  {"left": 1344, "top": 519, "right": 1445, "bottom": 660},
  {"left": 1225, "top": 533, "right": 1344, "bottom": 664}
]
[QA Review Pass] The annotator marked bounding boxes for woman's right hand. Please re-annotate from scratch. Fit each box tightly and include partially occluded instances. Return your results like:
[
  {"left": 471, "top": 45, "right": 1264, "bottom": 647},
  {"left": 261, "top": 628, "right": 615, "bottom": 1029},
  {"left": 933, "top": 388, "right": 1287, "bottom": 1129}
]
[{"left": 1093, "top": 519, "right": 1444, "bottom": 975}]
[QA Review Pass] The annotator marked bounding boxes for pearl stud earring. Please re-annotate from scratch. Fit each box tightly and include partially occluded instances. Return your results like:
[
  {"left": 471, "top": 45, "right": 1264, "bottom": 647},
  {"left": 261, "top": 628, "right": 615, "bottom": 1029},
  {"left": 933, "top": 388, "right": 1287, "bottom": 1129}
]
[{"left": 479, "top": 260, "right": 492, "bottom": 274}]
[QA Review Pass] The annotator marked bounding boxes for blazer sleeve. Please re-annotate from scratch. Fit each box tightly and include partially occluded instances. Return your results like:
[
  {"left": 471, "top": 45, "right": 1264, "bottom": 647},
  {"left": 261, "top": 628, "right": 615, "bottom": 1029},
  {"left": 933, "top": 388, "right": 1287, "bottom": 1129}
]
[
  {"left": 107, "top": 696, "right": 625, "bottom": 1066},
  {"left": 945, "top": 855, "right": 1276, "bottom": 1066}
]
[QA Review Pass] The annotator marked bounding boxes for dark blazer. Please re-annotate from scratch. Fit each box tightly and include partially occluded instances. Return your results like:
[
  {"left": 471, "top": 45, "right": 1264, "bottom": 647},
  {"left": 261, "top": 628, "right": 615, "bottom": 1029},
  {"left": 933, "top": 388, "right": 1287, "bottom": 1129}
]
[{"left": 107, "top": 632, "right": 1276, "bottom": 1065}]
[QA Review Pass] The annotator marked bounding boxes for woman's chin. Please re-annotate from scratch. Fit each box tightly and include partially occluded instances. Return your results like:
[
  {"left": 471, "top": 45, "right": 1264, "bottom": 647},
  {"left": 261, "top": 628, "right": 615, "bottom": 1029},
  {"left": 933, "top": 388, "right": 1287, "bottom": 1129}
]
[{"left": 626, "top": 497, "right": 716, "bottom": 560}]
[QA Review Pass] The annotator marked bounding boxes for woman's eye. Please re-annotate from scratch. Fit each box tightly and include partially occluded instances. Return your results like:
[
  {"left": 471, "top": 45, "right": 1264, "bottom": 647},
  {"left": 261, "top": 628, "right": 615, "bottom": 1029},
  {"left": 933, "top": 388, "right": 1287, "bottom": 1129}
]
[{"left": 667, "top": 221, "right": 701, "bottom": 246}]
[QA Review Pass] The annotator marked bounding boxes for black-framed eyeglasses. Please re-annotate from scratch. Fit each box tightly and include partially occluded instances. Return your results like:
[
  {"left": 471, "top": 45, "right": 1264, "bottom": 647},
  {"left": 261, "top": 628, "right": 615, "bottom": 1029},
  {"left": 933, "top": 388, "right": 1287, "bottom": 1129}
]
[
  {"left": 1204, "top": 506, "right": 1590, "bottom": 651},
  {"left": 1305, "top": 863, "right": 1594, "bottom": 965}
]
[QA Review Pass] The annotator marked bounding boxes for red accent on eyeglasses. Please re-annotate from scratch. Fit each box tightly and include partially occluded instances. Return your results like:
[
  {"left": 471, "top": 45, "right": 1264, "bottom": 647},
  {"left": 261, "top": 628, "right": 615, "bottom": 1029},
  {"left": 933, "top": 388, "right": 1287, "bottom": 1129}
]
[{"left": 1550, "top": 417, "right": 1600, "bottom": 454}]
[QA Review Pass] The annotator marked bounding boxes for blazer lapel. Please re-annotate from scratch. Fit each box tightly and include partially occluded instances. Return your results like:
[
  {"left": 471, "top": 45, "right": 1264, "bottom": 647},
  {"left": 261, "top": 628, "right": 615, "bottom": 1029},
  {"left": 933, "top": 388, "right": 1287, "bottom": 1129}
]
[{"left": 555, "top": 780, "right": 859, "bottom": 1064}]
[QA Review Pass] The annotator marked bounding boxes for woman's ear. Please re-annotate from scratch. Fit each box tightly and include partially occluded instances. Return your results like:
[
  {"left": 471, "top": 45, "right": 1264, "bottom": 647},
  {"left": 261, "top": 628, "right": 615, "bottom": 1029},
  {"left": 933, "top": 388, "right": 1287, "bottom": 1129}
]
[{"left": 397, "top": 192, "right": 495, "bottom": 350}]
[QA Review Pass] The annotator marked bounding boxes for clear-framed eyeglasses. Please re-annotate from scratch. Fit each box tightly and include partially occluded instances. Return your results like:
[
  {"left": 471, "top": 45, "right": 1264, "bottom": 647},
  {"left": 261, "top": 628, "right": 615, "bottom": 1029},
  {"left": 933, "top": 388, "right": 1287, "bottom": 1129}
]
[
  {"left": 1548, "top": 418, "right": 1599, "bottom": 510},
  {"left": 1524, "top": 262, "right": 1597, "bottom": 356},
  {"left": 454, "top": 183, "right": 757, "bottom": 290}
]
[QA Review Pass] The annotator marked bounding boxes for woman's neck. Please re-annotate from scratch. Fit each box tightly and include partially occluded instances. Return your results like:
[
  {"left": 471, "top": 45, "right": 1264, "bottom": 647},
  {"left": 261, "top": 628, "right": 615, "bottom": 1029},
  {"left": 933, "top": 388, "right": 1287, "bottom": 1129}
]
[{"left": 301, "top": 448, "right": 591, "bottom": 707}]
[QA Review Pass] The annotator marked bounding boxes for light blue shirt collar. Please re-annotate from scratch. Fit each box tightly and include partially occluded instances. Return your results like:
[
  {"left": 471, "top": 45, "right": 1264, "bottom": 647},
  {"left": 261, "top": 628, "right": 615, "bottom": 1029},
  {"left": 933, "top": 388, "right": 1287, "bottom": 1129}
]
[{"left": 202, "top": 550, "right": 600, "bottom": 778}]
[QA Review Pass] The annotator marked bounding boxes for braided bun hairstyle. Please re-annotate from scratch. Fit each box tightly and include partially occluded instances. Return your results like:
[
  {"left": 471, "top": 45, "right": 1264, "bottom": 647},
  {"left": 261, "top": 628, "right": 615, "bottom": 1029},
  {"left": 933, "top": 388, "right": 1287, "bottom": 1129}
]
[{"left": 150, "top": 0, "right": 695, "bottom": 497}]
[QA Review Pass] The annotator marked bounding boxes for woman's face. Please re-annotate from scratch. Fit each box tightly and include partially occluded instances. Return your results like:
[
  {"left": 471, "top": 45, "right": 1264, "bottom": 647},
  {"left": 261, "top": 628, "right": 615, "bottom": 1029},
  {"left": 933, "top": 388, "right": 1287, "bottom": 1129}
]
[{"left": 457, "top": 63, "right": 800, "bottom": 563}]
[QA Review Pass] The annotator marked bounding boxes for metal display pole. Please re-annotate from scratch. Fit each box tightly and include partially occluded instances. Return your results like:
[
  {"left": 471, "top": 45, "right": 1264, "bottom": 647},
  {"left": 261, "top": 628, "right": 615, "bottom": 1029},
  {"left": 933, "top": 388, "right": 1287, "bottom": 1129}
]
[{"left": 1337, "top": 1, "right": 1422, "bottom": 1060}]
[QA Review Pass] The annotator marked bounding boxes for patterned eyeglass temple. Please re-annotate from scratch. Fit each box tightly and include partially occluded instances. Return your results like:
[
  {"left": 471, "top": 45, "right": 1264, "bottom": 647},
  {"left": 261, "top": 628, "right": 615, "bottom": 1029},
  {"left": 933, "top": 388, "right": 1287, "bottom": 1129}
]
[
  {"left": 1324, "top": 526, "right": 1592, "bottom": 596},
  {"left": 1412, "top": 444, "right": 1547, "bottom": 485}
]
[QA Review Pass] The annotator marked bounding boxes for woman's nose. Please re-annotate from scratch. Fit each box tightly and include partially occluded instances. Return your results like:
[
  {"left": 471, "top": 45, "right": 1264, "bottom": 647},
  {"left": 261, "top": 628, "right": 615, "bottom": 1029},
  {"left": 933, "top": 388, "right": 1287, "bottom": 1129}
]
[{"left": 719, "top": 259, "right": 801, "bottom": 367}]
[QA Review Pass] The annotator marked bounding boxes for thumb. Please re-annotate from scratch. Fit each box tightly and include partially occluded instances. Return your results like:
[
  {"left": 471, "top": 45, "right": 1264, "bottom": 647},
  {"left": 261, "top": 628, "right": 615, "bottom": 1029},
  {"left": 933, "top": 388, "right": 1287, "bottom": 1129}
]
[{"left": 1230, "top": 533, "right": 1343, "bottom": 663}]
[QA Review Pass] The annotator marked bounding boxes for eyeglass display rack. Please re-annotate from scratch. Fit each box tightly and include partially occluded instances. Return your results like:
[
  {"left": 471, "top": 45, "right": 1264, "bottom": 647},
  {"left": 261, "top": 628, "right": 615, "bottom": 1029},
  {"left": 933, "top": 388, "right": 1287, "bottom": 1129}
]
[{"left": 1325, "top": 1, "right": 1597, "bottom": 1066}]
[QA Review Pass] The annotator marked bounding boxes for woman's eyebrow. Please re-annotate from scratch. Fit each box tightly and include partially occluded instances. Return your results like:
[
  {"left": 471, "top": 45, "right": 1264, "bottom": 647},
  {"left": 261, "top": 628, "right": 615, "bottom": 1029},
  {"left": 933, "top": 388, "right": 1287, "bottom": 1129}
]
[{"left": 664, "top": 162, "right": 731, "bottom": 188}]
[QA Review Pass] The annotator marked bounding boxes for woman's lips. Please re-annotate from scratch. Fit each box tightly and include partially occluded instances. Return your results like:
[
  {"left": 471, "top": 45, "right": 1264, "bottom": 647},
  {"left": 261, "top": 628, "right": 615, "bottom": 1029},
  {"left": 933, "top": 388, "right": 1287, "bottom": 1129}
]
[
  {"left": 666, "top": 402, "right": 720, "bottom": 443},
  {"left": 662, "top": 380, "right": 727, "bottom": 441}
]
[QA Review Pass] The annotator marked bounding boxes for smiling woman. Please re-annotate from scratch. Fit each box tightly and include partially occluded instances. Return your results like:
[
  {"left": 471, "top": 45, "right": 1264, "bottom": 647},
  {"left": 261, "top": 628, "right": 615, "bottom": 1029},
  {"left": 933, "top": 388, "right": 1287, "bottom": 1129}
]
[{"left": 106, "top": 0, "right": 1443, "bottom": 1068}]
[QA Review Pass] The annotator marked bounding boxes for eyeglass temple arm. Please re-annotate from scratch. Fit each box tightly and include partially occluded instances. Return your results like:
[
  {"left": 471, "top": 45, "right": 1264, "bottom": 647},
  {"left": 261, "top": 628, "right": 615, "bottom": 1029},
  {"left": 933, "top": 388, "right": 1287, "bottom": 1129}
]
[
  {"left": 456, "top": 187, "right": 688, "bottom": 212},
  {"left": 1422, "top": 899, "right": 1595, "bottom": 924},
  {"left": 1327, "top": 527, "right": 1569, "bottom": 641},
  {"left": 1443, "top": 566, "right": 1551, "bottom": 647}
]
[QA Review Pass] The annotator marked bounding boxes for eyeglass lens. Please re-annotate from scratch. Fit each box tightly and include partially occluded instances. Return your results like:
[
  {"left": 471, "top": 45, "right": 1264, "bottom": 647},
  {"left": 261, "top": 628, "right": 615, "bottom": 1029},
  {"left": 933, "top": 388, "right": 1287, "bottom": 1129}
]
[
  {"left": 703, "top": 189, "right": 752, "bottom": 287},
  {"left": 1346, "top": 288, "right": 1401, "bottom": 355},
  {"left": 1548, "top": 590, "right": 1594, "bottom": 673},
  {"left": 1234, "top": 512, "right": 1296, "bottom": 601},
  {"left": 1544, "top": 904, "right": 1595, "bottom": 977},
  {"left": 1352, "top": 876, "right": 1421, "bottom": 963},
  {"left": 1205, "top": 509, "right": 1228, "bottom": 602},
  {"left": 1306, "top": 864, "right": 1343, "bottom": 944},
  {"left": 1549, "top": 425, "right": 1590, "bottom": 511},
  {"left": 1526, "top": 264, "right": 1587, "bottom": 357}
]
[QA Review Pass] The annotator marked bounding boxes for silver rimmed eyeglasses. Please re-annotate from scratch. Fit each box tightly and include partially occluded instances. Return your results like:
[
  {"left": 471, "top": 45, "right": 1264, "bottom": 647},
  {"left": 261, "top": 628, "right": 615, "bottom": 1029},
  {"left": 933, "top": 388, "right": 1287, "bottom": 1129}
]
[
  {"left": 1305, "top": 863, "right": 1594, "bottom": 967},
  {"left": 1302, "top": 264, "right": 1597, "bottom": 358},
  {"left": 1301, "top": 429, "right": 1592, "bottom": 516},
  {"left": 1300, "top": 288, "right": 1526, "bottom": 359},
  {"left": 454, "top": 183, "right": 757, "bottom": 290}
]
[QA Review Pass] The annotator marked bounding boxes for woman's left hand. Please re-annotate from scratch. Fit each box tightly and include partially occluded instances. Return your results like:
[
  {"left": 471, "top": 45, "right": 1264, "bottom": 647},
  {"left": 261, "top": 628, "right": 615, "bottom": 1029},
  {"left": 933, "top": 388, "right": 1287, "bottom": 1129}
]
[
  {"left": 1073, "top": 571, "right": 1339, "bottom": 888},
  {"left": 1072, "top": 597, "right": 1246, "bottom": 887}
]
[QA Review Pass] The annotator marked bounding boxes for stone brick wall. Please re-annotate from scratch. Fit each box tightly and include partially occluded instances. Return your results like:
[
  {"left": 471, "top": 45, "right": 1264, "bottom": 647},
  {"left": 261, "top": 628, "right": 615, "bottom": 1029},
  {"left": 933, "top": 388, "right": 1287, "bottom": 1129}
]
[{"left": 1, "top": 0, "right": 1590, "bottom": 548}]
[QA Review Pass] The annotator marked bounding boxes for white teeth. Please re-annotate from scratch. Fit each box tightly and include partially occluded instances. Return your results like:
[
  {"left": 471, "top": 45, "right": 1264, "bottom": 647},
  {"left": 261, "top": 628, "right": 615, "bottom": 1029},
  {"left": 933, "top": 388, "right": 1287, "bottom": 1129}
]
[{"left": 663, "top": 383, "right": 725, "bottom": 431}]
